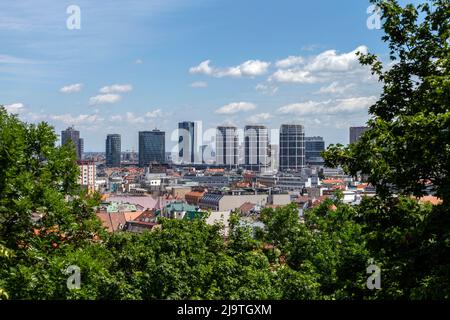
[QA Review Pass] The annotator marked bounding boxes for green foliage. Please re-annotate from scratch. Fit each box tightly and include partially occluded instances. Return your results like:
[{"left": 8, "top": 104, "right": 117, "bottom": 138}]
[
  {"left": 323, "top": 0, "right": 450, "bottom": 202},
  {"left": 322, "top": 0, "right": 450, "bottom": 300}
]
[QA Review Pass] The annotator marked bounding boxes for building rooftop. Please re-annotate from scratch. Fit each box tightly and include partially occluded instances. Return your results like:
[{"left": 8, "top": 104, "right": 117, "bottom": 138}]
[{"left": 105, "top": 195, "right": 158, "bottom": 211}]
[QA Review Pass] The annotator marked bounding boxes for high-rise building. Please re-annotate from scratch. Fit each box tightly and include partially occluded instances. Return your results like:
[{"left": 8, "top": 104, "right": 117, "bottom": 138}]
[
  {"left": 350, "top": 126, "right": 369, "bottom": 144},
  {"left": 305, "top": 136, "right": 325, "bottom": 166},
  {"left": 77, "top": 160, "right": 96, "bottom": 193},
  {"left": 105, "top": 134, "right": 121, "bottom": 168},
  {"left": 178, "top": 121, "right": 199, "bottom": 164},
  {"left": 139, "top": 130, "right": 166, "bottom": 167},
  {"left": 61, "top": 126, "right": 83, "bottom": 160},
  {"left": 165, "top": 152, "right": 173, "bottom": 164},
  {"left": 216, "top": 126, "right": 239, "bottom": 168},
  {"left": 269, "top": 144, "right": 279, "bottom": 171},
  {"left": 244, "top": 125, "right": 269, "bottom": 172},
  {"left": 78, "top": 138, "right": 84, "bottom": 160},
  {"left": 279, "top": 124, "right": 305, "bottom": 172}
]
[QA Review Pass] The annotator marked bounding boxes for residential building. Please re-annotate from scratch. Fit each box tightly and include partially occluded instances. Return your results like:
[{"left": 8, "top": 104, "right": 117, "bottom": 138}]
[
  {"left": 185, "top": 190, "right": 206, "bottom": 205},
  {"left": 182, "top": 175, "right": 230, "bottom": 188},
  {"left": 279, "top": 124, "right": 305, "bottom": 172},
  {"left": 161, "top": 201, "right": 199, "bottom": 219},
  {"left": 77, "top": 160, "right": 96, "bottom": 193},
  {"left": 199, "top": 189, "right": 291, "bottom": 211}
]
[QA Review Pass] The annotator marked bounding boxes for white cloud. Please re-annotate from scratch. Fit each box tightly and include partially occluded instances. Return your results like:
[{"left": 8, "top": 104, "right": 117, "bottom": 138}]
[
  {"left": 275, "top": 56, "right": 304, "bottom": 68},
  {"left": 125, "top": 112, "right": 145, "bottom": 124},
  {"left": 255, "top": 83, "right": 278, "bottom": 95},
  {"left": 216, "top": 102, "right": 257, "bottom": 115},
  {"left": 50, "top": 113, "right": 103, "bottom": 125},
  {"left": 278, "top": 96, "right": 377, "bottom": 116},
  {"left": 247, "top": 112, "right": 272, "bottom": 124},
  {"left": 135, "top": 59, "right": 144, "bottom": 64},
  {"left": 190, "top": 59, "right": 270, "bottom": 78},
  {"left": 4, "top": 102, "right": 25, "bottom": 114},
  {"left": 315, "top": 82, "right": 355, "bottom": 95},
  {"left": 99, "top": 84, "right": 133, "bottom": 94},
  {"left": 190, "top": 81, "right": 208, "bottom": 88},
  {"left": 306, "top": 46, "right": 368, "bottom": 72},
  {"left": 60, "top": 83, "right": 83, "bottom": 94},
  {"left": 89, "top": 94, "right": 122, "bottom": 105},
  {"left": 270, "top": 46, "right": 370, "bottom": 84},
  {"left": 110, "top": 110, "right": 164, "bottom": 124},
  {"left": 109, "top": 115, "right": 123, "bottom": 122},
  {"left": 189, "top": 60, "right": 213, "bottom": 75},
  {"left": 110, "top": 112, "right": 145, "bottom": 124},
  {"left": 146, "top": 109, "right": 164, "bottom": 118},
  {"left": 232, "top": 60, "right": 270, "bottom": 77},
  {"left": 270, "top": 69, "right": 318, "bottom": 84}
]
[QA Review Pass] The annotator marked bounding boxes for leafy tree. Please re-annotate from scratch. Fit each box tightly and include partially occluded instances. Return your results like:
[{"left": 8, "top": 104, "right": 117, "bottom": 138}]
[
  {"left": 0, "top": 107, "right": 106, "bottom": 299},
  {"left": 324, "top": 0, "right": 449, "bottom": 202},
  {"left": 323, "top": 0, "right": 450, "bottom": 299}
]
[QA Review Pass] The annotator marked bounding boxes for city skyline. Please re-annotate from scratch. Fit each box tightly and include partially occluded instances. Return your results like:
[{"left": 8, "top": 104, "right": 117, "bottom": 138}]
[
  {"left": 0, "top": 0, "right": 410, "bottom": 151},
  {"left": 67, "top": 122, "right": 363, "bottom": 158}
]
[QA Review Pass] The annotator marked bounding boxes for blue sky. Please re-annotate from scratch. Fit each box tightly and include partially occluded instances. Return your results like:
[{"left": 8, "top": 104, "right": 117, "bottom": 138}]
[{"left": 0, "top": 0, "right": 421, "bottom": 152}]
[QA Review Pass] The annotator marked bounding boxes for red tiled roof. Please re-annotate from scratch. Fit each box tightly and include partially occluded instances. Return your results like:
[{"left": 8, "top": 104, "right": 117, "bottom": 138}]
[
  {"left": 134, "top": 210, "right": 157, "bottom": 223},
  {"left": 239, "top": 202, "right": 257, "bottom": 214},
  {"left": 96, "top": 212, "right": 126, "bottom": 232},
  {"left": 322, "top": 179, "right": 344, "bottom": 184}
]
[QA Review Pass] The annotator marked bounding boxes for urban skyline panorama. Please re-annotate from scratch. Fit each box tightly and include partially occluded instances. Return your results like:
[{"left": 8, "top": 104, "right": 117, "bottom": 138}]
[
  {"left": 1, "top": 0, "right": 447, "bottom": 305},
  {"left": 0, "top": 0, "right": 411, "bottom": 151}
]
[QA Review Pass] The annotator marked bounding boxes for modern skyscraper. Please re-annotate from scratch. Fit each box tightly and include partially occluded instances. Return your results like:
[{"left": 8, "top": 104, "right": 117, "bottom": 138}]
[
  {"left": 105, "top": 134, "right": 121, "bottom": 168},
  {"left": 178, "top": 121, "right": 199, "bottom": 164},
  {"left": 279, "top": 124, "right": 305, "bottom": 172},
  {"left": 61, "top": 126, "right": 83, "bottom": 160},
  {"left": 244, "top": 125, "right": 269, "bottom": 172},
  {"left": 350, "top": 126, "right": 369, "bottom": 144},
  {"left": 216, "top": 126, "right": 239, "bottom": 168},
  {"left": 305, "top": 136, "right": 325, "bottom": 166},
  {"left": 78, "top": 138, "right": 84, "bottom": 160},
  {"left": 139, "top": 130, "right": 166, "bottom": 167}
]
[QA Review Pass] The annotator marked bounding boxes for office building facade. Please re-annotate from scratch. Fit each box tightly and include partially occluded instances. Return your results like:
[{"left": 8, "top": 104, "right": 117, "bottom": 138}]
[
  {"left": 216, "top": 126, "right": 239, "bottom": 167},
  {"left": 350, "top": 126, "right": 369, "bottom": 144},
  {"left": 105, "top": 134, "right": 121, "bottom": 167},
  {"left": 178, "top": 121, "right": 200, "bottom": 164},
  {"left": 139, "top": 130, "right": 166, "bottom": 167},
  {"left": 279, "top": 124, "right": 305, "bottom": 172},
  {"left": 305, "top": 136, "right": 325, "bottom": 166},
  {"left": 244, "top": 125, "right": 269, "bottom": 172},
  {"left": 61, "top": 126, "right": 83, "bottom": 160}
]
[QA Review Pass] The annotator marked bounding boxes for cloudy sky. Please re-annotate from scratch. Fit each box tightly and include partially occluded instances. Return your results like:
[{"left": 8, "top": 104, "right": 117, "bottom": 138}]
[{"left": 0, "top": 0, "right": 421, "bottom": 152}]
